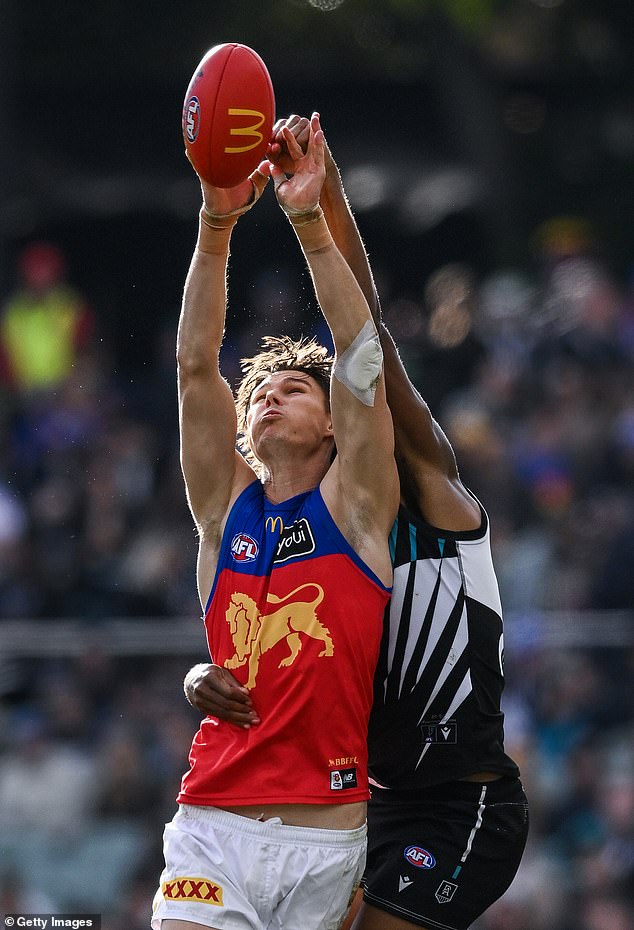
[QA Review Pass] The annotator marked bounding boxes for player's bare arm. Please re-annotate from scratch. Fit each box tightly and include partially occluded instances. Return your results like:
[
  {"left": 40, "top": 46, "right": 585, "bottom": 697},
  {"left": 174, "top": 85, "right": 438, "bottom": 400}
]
[
  {"left": 269, "top": 115, "right": 399, "bottom": 584},
  {"left": 177, "top": 169, "right": 267, "bottom": 603},
  {"left": 378, "top": 325, "right": 480, "bottom": 529},
  {"left": 304, "top": 122, "right": 480, "bottom": 532}
]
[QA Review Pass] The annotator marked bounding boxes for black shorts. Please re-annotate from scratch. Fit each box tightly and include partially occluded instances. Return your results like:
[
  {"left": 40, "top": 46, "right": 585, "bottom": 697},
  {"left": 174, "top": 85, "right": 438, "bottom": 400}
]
[{"left": 363, "top": 776, "right": 529, "bottom": 930}]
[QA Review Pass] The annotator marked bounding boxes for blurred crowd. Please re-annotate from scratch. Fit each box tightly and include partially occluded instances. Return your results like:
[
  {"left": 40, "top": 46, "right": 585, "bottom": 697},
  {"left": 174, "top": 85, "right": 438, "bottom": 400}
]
[{"left": 0, "top": 219, "right": 633, "bottom": 929}]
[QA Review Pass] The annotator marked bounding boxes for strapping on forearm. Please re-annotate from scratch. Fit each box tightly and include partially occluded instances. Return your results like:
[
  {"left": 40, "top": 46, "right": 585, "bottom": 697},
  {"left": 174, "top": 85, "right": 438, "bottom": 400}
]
[
  {"left": 197, "top": 169, "right": 269, "bottom": 255},
  {"left": 287, "top": 206, "right": 333, "bottom": 253},
  {"left": 197, "top": 208, "right": 237, "bottom": 254}
]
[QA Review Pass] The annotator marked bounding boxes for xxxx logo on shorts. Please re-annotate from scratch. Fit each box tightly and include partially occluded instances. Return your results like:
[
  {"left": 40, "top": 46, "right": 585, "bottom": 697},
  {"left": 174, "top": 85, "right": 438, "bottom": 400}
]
[{"left": 162, "top": 876, "right": 223, "bottom": 905}]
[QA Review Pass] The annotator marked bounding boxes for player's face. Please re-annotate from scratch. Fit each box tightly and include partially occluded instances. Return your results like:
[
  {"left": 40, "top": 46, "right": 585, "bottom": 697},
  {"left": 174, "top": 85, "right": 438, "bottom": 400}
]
[{"left": 246, "top": 370, "right": 332, "bottom": 459}]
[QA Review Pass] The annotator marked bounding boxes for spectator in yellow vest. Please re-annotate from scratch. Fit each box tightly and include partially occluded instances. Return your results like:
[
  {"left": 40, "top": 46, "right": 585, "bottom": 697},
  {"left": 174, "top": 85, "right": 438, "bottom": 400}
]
[{"left": 1, "top": 242, "right": 93, "bottom": 392}]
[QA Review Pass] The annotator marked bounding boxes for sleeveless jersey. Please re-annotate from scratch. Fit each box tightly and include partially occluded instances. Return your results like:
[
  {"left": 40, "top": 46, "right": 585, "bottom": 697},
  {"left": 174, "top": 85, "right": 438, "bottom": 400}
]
[
  {"left": 178, "top": 480, "right": 390, "bottom": 807},
  {"left": 367, "top": 502, "right": 520, "bottom": 789}
]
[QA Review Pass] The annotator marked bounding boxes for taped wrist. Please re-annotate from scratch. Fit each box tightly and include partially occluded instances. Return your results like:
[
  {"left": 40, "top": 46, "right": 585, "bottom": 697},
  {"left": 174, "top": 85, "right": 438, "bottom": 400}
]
[
  {"left": 197, "top": 208, "right": 236, "bottom": 254},
  {"left": 334, "top": 320, "right": 383, "bottom": 406},
  {"left": 287, "top": 206, "right": 333, "bottom": 253},
  {"left": 197, "top": 169, "right": 269, "bottom": 255}
]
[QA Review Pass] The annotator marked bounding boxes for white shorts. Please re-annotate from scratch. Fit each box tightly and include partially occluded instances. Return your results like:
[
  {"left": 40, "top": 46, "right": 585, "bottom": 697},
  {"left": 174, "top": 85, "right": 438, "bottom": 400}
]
[{"left": 151, "top": 804, "right": 367, "bottom": 930}]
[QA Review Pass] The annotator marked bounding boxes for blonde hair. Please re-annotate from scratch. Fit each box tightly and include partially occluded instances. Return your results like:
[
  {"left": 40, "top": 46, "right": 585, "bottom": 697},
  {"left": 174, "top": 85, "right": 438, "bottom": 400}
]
[{"left": 235, "top": 335, "right": 334, "bottom": 469}]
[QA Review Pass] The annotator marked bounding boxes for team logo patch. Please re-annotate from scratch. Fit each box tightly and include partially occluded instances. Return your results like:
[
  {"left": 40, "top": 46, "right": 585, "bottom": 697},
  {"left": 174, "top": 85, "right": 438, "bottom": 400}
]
[
  {"left": 231, "top": 533, "right": 259, "bottom": 562},
  {"left": 224, "top": 583, "right": 332, "bottom": 689},
  {"left": 420, "top": 720, "right": 457, "bottom": 744},
  {"left": 404, "top": 846, "right": 436, "bottom": 869},
  {"left": 436, "top": 880, "right": 458, "bottom": 904},
  {"left": 330, "top": 767, "right": 358, "bottom": 790},
  {"left": 399, "top": 875, "right": 413, "bottom": 893},
  {"left": 273, "top": 517, "right": 315, "bottom": 563},
  {"left": 162, "top": 876, "right": 223, "bottom": 905},
  {"left": 184, "top": 96, "right": 201, "bottom": 143}
]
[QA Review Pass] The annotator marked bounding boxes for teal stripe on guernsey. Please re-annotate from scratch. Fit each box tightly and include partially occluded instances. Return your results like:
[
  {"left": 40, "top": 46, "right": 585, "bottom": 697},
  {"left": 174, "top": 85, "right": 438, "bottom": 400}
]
[
  {"left": 409, "top": 521, "right": 417, "bottom": 563},
  {"left": 438, "top": 537, "right": 445, "bottom": 557},
  {"left": 389, "top": 520, "right": 398, "bottom": 564}
]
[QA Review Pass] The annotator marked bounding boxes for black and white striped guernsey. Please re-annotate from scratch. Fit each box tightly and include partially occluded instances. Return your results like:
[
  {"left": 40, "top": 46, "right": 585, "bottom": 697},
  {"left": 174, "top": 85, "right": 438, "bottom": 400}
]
[{"left": 368, "top": 502, "right": 520, "bottom": 789}]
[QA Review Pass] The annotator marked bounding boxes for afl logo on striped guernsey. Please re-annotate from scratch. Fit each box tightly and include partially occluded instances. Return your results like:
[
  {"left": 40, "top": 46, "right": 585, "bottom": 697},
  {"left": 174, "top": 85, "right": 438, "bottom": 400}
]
[
  {"left": 404, "top": 846, "right": 436, "bottom": 869},
  {"left": 231, "top": 533, "right": 259, "bottom": 562}
]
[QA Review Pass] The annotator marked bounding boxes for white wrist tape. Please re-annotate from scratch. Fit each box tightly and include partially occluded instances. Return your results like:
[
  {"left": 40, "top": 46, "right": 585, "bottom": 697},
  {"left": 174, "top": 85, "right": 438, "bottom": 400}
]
[{"left": 334, "top": 320, "right": 383, "bottom": 406}]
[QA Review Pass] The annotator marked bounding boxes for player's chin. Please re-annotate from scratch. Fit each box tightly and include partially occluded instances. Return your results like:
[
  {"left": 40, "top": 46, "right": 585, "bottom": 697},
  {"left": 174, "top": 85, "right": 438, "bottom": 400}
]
[{"left": 252, "top": 424, "right": 290, "bottom": 454}]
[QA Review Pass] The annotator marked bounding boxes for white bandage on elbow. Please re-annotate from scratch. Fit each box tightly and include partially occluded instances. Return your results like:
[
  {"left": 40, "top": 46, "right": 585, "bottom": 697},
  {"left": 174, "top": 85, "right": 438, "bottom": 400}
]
[{"left": 334, "top": 320, "right": 383, "bottom": 406}]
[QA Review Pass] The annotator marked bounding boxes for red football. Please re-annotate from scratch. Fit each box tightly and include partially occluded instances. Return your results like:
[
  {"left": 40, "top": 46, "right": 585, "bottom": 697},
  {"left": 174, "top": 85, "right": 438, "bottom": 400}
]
[{"left": 182, "top": 43, "right": 275, "bottom": 188}]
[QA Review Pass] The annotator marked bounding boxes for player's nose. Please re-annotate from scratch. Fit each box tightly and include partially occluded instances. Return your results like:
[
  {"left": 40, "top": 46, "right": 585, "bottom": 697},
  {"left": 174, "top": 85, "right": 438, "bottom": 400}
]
[{"left": 264, "top": 387, "right": 281, "bottom": 405}]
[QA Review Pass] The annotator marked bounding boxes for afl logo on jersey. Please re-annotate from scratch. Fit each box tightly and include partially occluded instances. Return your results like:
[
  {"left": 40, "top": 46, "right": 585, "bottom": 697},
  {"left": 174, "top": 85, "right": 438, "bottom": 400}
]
[
  {"left": 231, "top": 533, "right": 259, "bottom": 562},
  {"left": 404, "top": 846, "right": 436, "bottom": 869}
]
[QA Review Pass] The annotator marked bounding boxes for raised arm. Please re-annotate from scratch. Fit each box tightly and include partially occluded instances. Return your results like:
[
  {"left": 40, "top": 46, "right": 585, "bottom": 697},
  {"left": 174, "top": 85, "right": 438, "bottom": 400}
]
[
  {"left": 314, "top": 122, "right": 480, "bottom": 530},
  {"left": 177, "top": 171, "right": 267, "bottom": 605},
  {"left": 268, "top": 115, "right": 399, "bottom": 583}
]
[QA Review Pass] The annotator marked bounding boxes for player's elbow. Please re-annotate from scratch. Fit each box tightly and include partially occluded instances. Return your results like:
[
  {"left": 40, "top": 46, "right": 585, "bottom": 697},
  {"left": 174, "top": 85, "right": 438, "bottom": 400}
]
[{"left": 177, "top": 346, "right": 217, "bottom": 382}]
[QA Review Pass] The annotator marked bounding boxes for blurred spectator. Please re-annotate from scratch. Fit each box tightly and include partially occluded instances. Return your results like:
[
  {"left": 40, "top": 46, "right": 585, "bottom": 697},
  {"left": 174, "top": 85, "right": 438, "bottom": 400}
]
[
  {"left": 0, "top": 706, "right": 98, "bottom": 835},
  {"left": 0, "top": 242, "right": 94, "bottom": 393}
]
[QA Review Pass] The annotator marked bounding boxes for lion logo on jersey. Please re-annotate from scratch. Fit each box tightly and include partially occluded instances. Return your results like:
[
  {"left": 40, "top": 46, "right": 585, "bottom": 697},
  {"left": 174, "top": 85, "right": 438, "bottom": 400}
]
[{"left": 224, "top": 583, "right": 333, "bottom": 689}]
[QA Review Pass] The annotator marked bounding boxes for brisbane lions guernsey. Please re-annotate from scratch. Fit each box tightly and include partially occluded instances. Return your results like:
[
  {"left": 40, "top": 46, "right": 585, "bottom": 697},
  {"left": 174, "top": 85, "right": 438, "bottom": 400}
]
[
  {"left": 368, "top": 502, "right": 519, "bottom": 790},
  {"left": 178, "top": 480, "right": 390, "bottom": 807}
]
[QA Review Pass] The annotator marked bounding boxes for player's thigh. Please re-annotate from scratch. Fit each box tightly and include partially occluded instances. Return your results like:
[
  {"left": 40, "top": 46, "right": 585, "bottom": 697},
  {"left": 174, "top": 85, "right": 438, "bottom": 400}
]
[{"left": 340, "top": 888, "right": 362, "bottom": 930}]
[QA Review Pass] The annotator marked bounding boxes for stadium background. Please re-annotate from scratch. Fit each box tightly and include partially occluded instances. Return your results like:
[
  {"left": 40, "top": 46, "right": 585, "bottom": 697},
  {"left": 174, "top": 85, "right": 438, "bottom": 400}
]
[{"left": 0, "top": 1, "right": 633, "bottom": 928}]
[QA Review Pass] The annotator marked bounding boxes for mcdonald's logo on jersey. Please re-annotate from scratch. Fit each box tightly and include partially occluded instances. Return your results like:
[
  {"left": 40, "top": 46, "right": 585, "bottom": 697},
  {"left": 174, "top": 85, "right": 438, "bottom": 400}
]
[{"left": 265, "top": 516, "right": 284, "bottom": 535}]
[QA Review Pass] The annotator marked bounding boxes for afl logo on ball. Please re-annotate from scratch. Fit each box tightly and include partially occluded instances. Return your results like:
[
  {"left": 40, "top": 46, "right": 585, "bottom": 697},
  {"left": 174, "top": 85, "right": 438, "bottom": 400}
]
[
  {"left": 404, "top": 846, "right": 436, "bottom": 869},
  {"left": 231, "top": 533, "right": 259, "bottom": 562},
  {"left": 184, "top": 96, "right": 201, "bottom": 143}
]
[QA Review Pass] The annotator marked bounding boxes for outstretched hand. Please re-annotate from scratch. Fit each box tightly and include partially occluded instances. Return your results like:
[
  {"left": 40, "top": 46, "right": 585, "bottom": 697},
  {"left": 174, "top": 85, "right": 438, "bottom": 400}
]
[
  {"left": 268, "top": 112, "right": 338, "bottom": 182},
  {"left": 267, "top": 115, "right": 310, "bottom": 175},
  {"left": 184, "top": 663, "right": 261, "bottom": 729},
  {"left": 185, "top": 148, "right": 269, "bottom": 218},
  {"left": 266, "top": 112, "right": 326, "bottom": 215}
]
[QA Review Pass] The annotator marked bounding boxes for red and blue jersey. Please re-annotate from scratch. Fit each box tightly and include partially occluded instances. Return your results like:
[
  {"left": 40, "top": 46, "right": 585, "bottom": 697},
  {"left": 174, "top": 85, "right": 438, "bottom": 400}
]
[{"left": 178, "top": 480, "right": 390, "bottom": 807}]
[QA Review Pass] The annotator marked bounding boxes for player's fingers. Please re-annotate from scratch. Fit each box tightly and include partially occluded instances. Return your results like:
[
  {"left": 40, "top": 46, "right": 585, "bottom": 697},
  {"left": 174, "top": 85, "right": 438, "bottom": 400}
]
[
  {"left": 282, "top": 126, "right": 304, "bottom": 160},
  {"left": 195, "top": 684, "right": 260, "bottom": 726},
  {"left": 286, "top": 115, "right": 307, "bottom": 136},
  {"left": 272, "top": 118, "right": 290, "bottom": 143},
  {"left": 294, "top": 119, "right": 310, "bottom": 145},
  {"left": 269, "top": 162, "right": 288, "bottom": 192},
  {"left": 196, "top": 682, "right": 249, "bottom": 711},
  {"left": 197, "top": 699, "right": 259, "bottom": 727},
  {"left": 255, "top": 160, "right": 273, "bottom": 179},
  {"left": 199, "top": 687, "right": 252, "bottom": 714},
  {"left": 307, "top": 127, "right": 325, "bottom": 169},
  {"left": 249, "top": 166, "right": 270, "bottom": 200},
  {"left": 211, "top": 668, "right": 253, "bottom": 700}
]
